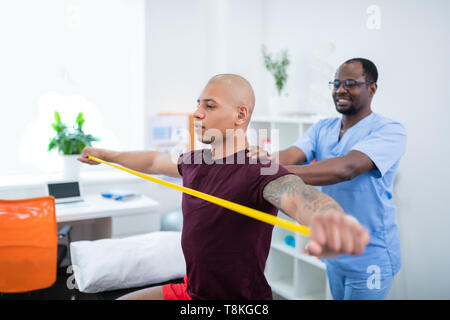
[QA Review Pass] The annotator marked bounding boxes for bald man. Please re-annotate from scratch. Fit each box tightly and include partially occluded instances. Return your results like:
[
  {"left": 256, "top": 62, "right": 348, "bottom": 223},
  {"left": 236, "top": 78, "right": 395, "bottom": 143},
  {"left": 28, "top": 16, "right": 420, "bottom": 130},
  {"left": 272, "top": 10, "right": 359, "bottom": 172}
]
[{"left": 79, "top": 74, "right": 369, "bottom": 300}]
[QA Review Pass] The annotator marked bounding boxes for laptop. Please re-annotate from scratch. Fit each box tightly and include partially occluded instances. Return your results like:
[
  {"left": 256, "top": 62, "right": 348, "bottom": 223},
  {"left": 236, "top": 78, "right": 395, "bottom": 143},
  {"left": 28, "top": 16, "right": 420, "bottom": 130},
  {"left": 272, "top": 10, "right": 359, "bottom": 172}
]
[{"left": 46, "top": 180, "right": 84, "bottom": 204}]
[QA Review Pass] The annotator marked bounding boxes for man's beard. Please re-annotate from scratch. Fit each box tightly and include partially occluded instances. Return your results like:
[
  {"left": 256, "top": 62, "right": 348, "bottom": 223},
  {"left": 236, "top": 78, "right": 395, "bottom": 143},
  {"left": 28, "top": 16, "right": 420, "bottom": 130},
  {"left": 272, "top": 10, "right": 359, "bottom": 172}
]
[{"left": 335, "top": 103, "right": 361, "bottom": 115}]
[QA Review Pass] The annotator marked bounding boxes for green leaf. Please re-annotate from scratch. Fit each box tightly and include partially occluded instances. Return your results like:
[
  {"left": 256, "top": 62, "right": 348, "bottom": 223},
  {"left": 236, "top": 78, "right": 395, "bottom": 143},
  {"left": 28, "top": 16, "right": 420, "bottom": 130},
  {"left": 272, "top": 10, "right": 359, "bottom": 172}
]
[
  {"left": 48, "top": 138, "right": 56, "bottom": 151},
  {"left": 76, "top": 112, "right": 85, "bottom": 130},
  {"left": 54, "top": 111, "right": 61, "bottom": 124}
]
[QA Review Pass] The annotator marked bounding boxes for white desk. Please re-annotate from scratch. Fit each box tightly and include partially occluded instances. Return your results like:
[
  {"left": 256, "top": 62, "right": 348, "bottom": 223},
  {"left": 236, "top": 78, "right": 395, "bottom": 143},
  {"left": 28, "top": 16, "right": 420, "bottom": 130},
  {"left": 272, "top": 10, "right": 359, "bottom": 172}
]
[
  {"left": 56, "top": 194, "right": 159, "bottom": 223},
  {"left": 56, "top": 194, "right": 160, "bottom": 238}
]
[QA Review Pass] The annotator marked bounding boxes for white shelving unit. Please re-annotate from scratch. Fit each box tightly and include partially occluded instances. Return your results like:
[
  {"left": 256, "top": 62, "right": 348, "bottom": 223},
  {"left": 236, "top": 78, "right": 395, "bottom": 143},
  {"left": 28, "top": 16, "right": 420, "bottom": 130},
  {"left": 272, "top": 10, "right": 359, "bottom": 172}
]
[
  {"left": 248, "top": 114, "right": 325, "bottom": 151},
  {"left": 265, "top": 212, "right": 331, "bottom": 300},
  {"left": 249, "top": 114, "right": 331, "bottom": 300}
]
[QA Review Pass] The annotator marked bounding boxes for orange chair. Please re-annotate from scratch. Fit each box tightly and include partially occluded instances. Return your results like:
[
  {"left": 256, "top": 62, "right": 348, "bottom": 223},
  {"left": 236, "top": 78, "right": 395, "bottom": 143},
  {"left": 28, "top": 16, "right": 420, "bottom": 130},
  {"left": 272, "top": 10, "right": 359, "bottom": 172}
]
[{"left": 0, "top": 196, "right": 58, "bottom": 293}]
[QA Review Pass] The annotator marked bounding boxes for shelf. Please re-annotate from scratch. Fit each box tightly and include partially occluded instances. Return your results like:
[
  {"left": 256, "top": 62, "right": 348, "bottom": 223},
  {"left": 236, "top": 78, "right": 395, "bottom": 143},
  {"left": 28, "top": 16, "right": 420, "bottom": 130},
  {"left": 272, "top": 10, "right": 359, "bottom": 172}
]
[
  {"left": 270, "top": 280, "right": 326, "bottom": 300},
  {"left": 271, "top": 241, "right": 326, "bottom": 270},
  {"left": 251, "top": 114, "right": 325, "bottom": 124},
  {"left": 269, "top": 279, "right": 296, "bottom": 300}
]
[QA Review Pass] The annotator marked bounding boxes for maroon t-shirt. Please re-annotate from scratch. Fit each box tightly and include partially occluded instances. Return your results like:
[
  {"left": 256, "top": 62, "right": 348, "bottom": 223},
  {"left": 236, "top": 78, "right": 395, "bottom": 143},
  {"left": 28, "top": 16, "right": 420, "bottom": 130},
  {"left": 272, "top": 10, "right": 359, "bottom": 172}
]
[{"left": 177, "top": 149, "right": 293, "bottom": 300}]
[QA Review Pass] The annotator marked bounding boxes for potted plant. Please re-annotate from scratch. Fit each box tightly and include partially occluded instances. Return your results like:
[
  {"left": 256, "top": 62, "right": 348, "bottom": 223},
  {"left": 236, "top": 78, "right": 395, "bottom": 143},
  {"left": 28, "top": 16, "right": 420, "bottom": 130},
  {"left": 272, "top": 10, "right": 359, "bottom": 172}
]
[
  {"left": 48, "top": 111, "right": 100, "bottom": 179},
  {"left": 262, "top": 45, "right": 290, "bottom": 114}
]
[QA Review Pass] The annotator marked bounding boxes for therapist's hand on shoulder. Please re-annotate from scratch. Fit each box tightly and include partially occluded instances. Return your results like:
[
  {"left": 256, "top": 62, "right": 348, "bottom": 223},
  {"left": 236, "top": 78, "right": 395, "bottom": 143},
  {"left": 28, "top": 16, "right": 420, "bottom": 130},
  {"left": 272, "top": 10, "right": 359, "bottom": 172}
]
[
  {"left": 306, "top": 210, "right": 370, "bottom": 258},
  {"left": 247, "top": 146, "right": 271, "bottom": 160},
  {"left": 78, "top": 146, "right": 104, "bottom": 165}
]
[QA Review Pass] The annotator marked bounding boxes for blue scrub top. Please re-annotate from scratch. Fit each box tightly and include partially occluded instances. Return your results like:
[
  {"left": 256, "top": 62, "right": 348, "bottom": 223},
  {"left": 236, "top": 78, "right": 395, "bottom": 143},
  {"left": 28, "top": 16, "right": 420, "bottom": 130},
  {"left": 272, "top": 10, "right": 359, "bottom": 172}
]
[{"left": 292, "top": 113, "right": 406, "bottom": 278}]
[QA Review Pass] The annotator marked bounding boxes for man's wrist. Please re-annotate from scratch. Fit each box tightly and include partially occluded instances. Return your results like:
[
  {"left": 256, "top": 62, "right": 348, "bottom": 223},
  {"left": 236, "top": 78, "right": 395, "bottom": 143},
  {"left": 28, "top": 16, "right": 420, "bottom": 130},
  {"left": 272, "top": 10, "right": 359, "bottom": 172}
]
[{"left": 101, "top": 149, "right": 114, "bottom": 163}]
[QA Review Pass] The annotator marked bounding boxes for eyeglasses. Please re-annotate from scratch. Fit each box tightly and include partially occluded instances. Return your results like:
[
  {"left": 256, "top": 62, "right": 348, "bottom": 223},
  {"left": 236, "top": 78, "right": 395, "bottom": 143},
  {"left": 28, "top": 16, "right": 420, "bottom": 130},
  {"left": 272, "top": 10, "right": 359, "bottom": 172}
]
[{"left": 329, "top": 79, "right": 375, "bottom": 90}]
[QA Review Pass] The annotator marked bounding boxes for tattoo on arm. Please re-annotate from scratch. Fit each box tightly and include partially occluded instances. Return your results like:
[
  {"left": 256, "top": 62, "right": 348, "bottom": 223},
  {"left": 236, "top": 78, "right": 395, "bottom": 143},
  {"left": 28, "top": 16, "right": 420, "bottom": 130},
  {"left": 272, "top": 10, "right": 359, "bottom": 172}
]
[
  {"left": 263, "top": 174, "right": 343, "bottom": 222},
  {"left": 263, "top": 175, "right": 305, "bottom": 208}
]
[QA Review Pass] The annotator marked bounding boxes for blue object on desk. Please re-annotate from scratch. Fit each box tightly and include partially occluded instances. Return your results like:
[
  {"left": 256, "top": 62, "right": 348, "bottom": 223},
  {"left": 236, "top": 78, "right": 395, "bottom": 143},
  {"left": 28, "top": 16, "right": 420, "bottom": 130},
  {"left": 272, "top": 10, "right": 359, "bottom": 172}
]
[
  {"left": 101, "top": 189, "right": 138, "bottom": 201},
  {"left": 284, "top": 235, "right": 296, "bottom": 248}
]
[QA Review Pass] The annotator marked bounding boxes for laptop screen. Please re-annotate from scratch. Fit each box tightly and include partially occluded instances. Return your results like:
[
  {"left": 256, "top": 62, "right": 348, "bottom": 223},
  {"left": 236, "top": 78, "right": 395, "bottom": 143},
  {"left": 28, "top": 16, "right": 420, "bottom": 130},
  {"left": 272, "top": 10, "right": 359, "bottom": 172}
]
[{"left": 48, "top": 182, "right": 81, "bottom": 199}]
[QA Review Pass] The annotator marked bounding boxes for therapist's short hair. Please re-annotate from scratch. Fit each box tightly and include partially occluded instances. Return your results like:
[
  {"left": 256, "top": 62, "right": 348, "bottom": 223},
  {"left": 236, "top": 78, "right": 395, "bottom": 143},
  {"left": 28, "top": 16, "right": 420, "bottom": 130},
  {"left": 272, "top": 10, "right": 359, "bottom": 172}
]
[{"left": 344, "top": 58, "right": 378, "bottom": 83}]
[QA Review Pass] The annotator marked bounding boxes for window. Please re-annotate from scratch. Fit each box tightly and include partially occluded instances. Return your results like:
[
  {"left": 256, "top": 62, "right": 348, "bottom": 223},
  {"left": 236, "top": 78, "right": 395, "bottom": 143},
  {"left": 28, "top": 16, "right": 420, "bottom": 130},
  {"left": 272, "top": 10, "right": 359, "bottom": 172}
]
[{"left": 0, "top": 0, "right": 145, "bottom": 176}]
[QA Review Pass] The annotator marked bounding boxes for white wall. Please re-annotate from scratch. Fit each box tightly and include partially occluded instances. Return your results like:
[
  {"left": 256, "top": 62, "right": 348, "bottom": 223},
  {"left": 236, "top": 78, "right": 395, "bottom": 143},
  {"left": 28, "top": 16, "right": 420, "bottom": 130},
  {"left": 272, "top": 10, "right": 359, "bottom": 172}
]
[
  {"left": 145, "top": 0, "right": 208, "bottom": 117},
  {"left": 144, "top": 0, "right": 269, "bottom": 116},
  {"left": 144, "top": 0, "right": 450, "bottom": 299}
]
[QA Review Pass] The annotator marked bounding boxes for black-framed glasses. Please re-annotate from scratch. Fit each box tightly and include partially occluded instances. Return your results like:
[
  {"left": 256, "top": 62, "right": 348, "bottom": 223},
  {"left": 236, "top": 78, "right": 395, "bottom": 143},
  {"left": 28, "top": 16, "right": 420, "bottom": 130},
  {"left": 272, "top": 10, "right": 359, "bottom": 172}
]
[{"left": 329, "top": 79, "right": 375, "bottom": 90}]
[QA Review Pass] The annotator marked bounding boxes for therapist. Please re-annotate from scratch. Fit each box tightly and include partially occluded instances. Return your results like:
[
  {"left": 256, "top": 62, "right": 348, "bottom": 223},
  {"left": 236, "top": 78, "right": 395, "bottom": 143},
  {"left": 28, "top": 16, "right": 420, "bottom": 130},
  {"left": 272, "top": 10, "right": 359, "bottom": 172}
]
[{"left": 250, "top": 58, "right": 406, "bottom": 299}]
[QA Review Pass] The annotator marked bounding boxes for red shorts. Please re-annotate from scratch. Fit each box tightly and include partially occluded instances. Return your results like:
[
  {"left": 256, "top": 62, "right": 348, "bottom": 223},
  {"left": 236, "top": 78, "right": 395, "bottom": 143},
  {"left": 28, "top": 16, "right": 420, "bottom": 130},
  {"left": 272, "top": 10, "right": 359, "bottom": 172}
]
[{"left": 162, "top": 275, "right": 192, "bottom": 300}]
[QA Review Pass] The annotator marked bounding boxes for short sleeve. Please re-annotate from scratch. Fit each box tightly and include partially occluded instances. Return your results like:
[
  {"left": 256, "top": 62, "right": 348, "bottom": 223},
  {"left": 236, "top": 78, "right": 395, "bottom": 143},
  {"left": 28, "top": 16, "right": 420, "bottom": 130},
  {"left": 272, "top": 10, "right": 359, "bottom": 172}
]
[
  {"left": 351, "top": 122, "right": 407, "bottom": 178},
  {"left": 177, "top": 154, "right": 184, "bottom": 176},
  {"left": 245, "top": 161, "right": 294, "bottom": 212},
  {"left": 291, "top": 120, "right": 322, "bottom": 163},
  {"left": 177, "top": 150, "right": 198, "bottom": 176},
  {"left": 177, "top": 149, "right": 208, "bottom": 177}
]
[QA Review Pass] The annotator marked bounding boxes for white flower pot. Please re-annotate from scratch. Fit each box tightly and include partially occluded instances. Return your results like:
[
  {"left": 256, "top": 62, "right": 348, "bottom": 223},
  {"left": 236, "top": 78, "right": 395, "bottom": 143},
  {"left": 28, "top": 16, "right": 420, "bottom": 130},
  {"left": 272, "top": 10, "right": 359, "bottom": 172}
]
[{"left": 61, "top": 154, "right": 81, "bottom": 180}]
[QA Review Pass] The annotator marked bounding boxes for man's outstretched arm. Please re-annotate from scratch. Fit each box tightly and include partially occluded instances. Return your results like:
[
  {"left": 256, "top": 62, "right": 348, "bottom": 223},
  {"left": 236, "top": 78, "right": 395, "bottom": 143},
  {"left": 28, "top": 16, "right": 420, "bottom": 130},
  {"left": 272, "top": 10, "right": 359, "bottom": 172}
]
[
  {"left": 263, "top": 174, "right": 369, "bottom": 257},
  {"left": 78, "top": 146, "right": 181, "bottom": 177}
]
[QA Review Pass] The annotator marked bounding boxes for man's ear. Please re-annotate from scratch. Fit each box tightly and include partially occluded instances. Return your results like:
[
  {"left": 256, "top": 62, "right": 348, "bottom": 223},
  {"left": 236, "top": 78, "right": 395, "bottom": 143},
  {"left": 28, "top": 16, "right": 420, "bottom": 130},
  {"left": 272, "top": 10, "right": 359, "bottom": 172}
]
[
  {"left": 369, "top": 82, "right": 378, "bottom": 96},
  {"left": 236, "top": 105, "right": 249, "bottom": 125}
]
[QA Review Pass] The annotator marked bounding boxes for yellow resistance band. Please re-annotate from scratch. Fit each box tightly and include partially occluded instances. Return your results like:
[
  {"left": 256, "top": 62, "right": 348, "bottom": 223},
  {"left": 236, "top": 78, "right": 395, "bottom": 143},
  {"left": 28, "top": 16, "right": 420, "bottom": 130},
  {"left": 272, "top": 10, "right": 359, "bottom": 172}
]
[{"left": 88, "top": 156, "right": 310, "bottom": 237}]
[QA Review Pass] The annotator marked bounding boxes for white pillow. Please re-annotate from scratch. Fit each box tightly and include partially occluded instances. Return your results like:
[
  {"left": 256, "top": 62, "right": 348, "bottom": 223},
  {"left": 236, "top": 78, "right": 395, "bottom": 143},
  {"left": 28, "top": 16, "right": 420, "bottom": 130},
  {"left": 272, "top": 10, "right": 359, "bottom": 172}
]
[{"left": 70, "top": 231, "right": 186, "bottom": 293}]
